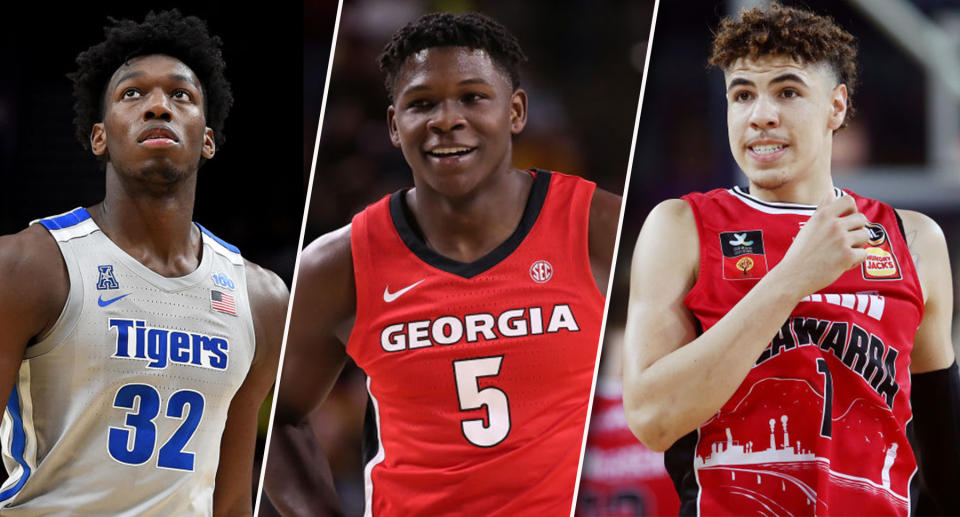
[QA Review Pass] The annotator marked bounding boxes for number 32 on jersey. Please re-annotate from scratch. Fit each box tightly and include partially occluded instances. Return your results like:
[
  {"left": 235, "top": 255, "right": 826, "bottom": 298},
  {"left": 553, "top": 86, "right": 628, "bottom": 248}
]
[
  {"left": 108, "top": 383, "right": 205, "bottom": 471},
  {"left": 453, "top": 356, "right": 511, "bottom": 447}
]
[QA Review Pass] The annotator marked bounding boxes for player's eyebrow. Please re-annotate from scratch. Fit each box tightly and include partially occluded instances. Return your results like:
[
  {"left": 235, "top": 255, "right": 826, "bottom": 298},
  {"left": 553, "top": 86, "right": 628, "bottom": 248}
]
[
  {"left": 112, "top": 72, "right": 200, "bottom": 89},
  {"left": 727, "top": 73, "right": 808, "bottom": 91}
]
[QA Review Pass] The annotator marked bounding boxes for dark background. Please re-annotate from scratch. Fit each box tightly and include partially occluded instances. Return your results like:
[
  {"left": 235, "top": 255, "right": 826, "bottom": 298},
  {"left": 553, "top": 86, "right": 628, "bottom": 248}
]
[
  {"left": 291, "top": 0, "right": 653, "bottom": 514},
  {"left": 581, "top": 1, "right": 960, "bottom": 514},
  {"left": 0, "top": 0, "right": 338, "bottom": 505}
]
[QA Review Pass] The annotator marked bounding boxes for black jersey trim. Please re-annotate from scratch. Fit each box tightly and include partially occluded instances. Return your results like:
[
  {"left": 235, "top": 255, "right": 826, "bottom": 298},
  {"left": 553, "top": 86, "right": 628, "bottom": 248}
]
[
  {"left": 665, "top": 429, "right": 701, "bottom": 516},
  {"left": 389, "top": 169, "right": 551, "bottom": 279},
  {"left": 894, "top": 210, "right": 907, "bottom": 241},
  {"left": 732, "top": 185, "right": 843, "bottom": 212}
]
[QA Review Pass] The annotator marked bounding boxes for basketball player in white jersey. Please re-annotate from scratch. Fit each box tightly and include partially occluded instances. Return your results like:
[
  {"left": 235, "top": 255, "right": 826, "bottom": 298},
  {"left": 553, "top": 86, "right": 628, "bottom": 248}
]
[{"left": 0, "top": 10, "right": 285, "bottom": 515}]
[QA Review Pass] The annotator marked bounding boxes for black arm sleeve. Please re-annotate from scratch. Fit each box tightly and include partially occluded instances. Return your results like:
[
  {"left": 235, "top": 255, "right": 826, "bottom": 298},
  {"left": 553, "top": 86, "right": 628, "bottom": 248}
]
[{"left": 911, "top": 361, "right": 960, "bottom": 516}]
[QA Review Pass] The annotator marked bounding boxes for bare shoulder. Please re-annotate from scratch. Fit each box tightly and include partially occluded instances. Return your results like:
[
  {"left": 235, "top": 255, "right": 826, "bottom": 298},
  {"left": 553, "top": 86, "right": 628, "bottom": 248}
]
[
  {"left": 0, "top": 224, "right": 69, "bottom": 340},
  {"left": 588, "top": 187, "right": 623, "bottom": 233},
  {"left": 587, "top": 188, "right": 622, "bottom": 295},
  {"left": 300, "top": 224, "right": 353, "bottom": 279},
  {"left": 634, "top": 198, "right": 698, "bottom": 255},
  {"left": 896, "top": 209, "right": 946, "bottom": 249},
  {"left": 630, "top": 198, "right": 700, "bottom": 294},
  {"left": 244, "top": 260, "right": 289, "bottom": 317}
]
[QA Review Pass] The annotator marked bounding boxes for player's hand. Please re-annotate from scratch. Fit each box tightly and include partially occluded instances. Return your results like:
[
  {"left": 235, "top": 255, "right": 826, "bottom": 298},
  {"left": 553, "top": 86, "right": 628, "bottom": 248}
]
[{"left": 774, "top": 191, "right": 869, "bottom": 298}]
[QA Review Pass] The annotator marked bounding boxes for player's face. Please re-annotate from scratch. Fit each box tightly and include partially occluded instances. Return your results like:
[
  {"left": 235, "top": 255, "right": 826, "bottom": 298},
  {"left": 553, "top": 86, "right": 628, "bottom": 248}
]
[
  {"left": 724, "top": 55, "right": 847, "bottom": 196},
  {"left": 91, "top": 54, "right": 215, "bottom": 184},
  {"left": 387, "top": 46, "right": 527, "bottom": 198}
]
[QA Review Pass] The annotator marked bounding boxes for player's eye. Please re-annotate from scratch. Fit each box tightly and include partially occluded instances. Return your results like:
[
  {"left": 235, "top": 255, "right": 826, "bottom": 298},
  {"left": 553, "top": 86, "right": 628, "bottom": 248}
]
[
  {"left": 461, "top": 92, "right": 485, "bottom": 103},
  {"left": 780, "top": 88, "right": 800, "bottom": 99},
  {"left": 172, "top": 89, "right": 192, "bottom": 101},
  {"left": 733, "top": 90, "right": 753, "bottom": 102},
  {"left": 407, "top": 99, "right": 433, "bottom": 110},
  {"left": 121, "top": 88, "right": 142, "bottom": 99}
]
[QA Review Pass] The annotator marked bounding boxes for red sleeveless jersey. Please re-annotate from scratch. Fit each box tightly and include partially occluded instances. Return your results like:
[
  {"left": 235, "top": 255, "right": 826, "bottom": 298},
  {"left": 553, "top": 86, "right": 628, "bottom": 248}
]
[
  {"left": 576, "top": 379, "right": 680, "bottom": 516},
  {"left": 347, "top": 170, "right": 604, "bottom": 516},
  {"left": 669, "top": 187, "right": 923, "bottom": 516}
]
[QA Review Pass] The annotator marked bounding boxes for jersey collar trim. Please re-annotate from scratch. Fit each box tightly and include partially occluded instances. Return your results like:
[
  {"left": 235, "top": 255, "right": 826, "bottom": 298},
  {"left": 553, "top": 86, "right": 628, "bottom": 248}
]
[
  {"left": 729, "top": 185, "right": 844, "bottom": 215},
  {"left": 389, "top": 169, "right": 551, "bottom": 279}
]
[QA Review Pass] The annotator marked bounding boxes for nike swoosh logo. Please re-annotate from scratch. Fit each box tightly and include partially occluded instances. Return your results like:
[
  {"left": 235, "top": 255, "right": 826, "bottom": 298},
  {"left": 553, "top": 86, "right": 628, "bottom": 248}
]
[
  {"left": 383, "top": 279, "right": 425, "bottom": 303},
  {"left": 98, "top": 293, "right": 130, "bottom": 307}
]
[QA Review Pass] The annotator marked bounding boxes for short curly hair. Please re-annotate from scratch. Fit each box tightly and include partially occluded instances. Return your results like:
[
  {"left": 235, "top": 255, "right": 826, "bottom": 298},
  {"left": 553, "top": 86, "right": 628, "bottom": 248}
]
[
  {"left": 709, "top": 3, "right": 858, "bottom": 125},
  {"left": 378, "top": 12, "right": 528, "bottom": 101},
  {"left": 70, "top": 9, "right": 233, "bottom": 151}
]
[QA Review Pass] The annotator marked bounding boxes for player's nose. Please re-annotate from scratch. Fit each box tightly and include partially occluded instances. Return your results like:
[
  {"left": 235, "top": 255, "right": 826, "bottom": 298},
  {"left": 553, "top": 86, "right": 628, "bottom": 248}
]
[
  {"left": 748, "top": 94, "right": 779, "bottom": 129},
  {"left": 427, "top": 100, "right": 466, "bottom": 133},
  {"left": 142, "top": 88, "right": 173, "bottom": 122}
]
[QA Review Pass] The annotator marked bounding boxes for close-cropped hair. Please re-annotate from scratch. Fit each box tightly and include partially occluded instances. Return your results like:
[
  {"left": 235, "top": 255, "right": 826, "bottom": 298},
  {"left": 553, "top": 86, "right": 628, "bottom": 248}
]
[
  {"left": 378, "top": 12, "right": 528, "bottom": 100},
  {"left": 70, "top": 9, "right": 234, "bottom": 150},
  {"left": 709, "top": 3, "right": 858, "bottom": 125}
]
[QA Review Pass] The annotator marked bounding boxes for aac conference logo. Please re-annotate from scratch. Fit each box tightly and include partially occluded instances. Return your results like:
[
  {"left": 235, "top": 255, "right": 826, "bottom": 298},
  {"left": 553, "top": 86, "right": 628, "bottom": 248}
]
[{"left": 530, "top": 260, "right": 553, "bottom": 283}]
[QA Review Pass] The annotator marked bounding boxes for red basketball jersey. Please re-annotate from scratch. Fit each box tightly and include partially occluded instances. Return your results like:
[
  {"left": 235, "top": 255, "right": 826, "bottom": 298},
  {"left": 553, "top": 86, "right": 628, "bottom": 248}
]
[
  {"left": 347, "top": 170, "right": 605, "bottom": 516},
  {"left": 670, "top": 187, "right": 923, "bottom": 516},
  {"left": 576, "top": 379, "right": 680, "bottom": 516}
]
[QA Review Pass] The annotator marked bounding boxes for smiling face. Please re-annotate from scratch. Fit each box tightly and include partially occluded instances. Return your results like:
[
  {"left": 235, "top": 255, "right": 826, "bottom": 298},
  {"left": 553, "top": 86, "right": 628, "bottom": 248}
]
[
  {"left": 387, "top": 46, "right": 527, "bottom": 199},
  {"left": 91, "top": 54, "right": 215, "bottom": 185},
  {"left": 724, "top": 54, "right": 848, "bottom": 201}
]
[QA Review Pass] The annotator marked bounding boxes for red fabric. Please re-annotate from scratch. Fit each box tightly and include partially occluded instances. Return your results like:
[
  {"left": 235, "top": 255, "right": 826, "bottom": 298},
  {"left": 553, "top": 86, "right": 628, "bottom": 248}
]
[
  {"left": 577, "top": 381, "right": 680, "bottom": 516},
  {"left": 680, "top": 188, "right": 923, "bottom": 516},
  {"left": 348, "top": 171, "right": 604, "bottom": 516}
]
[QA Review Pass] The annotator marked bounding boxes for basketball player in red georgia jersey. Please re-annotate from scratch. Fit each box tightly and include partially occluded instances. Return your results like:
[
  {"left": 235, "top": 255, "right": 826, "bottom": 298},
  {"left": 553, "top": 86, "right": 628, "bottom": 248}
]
[
  {"left": 265, "top": 12, "right": 620, "bottom": 516},
  {"left": 623, "top": 4, "right": 958, "bottom": 516}
]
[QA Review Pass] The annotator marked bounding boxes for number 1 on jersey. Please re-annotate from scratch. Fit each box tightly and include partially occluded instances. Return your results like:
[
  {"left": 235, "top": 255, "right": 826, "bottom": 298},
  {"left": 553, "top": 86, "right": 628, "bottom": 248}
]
[
  {"left": 453, "top": 356, "right": 511, "bottom": 447},
  {"left": 816, "top": 358, "right": 833, "bottom": 438}
]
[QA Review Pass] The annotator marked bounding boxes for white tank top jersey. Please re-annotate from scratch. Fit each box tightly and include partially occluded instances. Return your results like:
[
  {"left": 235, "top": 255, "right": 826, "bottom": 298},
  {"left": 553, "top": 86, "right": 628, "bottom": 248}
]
[{"left": 0, "top": 208, "right": 255, "bottom": 516}]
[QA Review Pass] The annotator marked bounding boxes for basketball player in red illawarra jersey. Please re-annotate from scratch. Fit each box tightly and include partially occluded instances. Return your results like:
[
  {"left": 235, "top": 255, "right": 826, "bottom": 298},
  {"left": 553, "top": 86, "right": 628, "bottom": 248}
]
[
  {"left": 265, "top": 12, "right": 620, "bottom": 516},
  {"left": 623, "top": 4, "right": 959, "bottom": 516}
]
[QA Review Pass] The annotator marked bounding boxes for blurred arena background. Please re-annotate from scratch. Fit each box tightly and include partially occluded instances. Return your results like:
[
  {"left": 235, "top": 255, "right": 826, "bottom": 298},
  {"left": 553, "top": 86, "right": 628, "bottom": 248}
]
[
  {"left": 284, "top": 0, "right": 652, "bottom": 515},
  {"left": 0, "top": 0, "right": 336, "bottom": 504},
  {"left": 586, "top": 0, "right": 960, "bottom": 515}
]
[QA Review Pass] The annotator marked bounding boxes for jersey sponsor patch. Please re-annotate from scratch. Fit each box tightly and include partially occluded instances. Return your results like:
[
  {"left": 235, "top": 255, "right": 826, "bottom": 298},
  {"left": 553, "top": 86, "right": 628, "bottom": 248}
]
[
  {"left": 862, "top": 223, "right": 902, "bottom": 280},
  {"left": 720, "top": 230, "right": 768, "bottom": 280}
]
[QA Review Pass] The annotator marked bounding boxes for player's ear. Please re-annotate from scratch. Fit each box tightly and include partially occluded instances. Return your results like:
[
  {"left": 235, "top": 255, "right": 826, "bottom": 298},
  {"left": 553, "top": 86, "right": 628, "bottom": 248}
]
[
  {"left": 90, "top": 122, "right": 108, "bottom": 156},
  {"left": 828, "top": 83, "right": 848, "bottom": 131},
  {"left": 202, "top": 127, "right": 216, "bottom": 159},
  {"left": 387, "top": 105, "right": 401, "bottom": 148},
  {"left": 510, "top": 88, "right": 528, "bottom": 135}
]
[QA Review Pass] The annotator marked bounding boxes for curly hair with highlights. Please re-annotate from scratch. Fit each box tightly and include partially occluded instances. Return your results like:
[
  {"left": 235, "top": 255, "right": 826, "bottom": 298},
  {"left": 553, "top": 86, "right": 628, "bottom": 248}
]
[
  {"left": 709, "top": 3, "right": 858, "bottom": 125},
  {"left": 70, "top": 9, "right": 233, "bottom": 151},
  {"left": 378, "top": 12, "right": 528, "bottom": 101}
]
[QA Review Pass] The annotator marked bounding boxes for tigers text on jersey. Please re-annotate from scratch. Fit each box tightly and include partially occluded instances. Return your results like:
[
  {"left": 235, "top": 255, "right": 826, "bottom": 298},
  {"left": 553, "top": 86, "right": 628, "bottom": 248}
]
[
  {"left": 348, "top": 170, "right": 604, "bottom": 516},
  {"left": 669, "top": 187, "right": 923, "bottom": 516},
  {"left": 0, "top": 208, "right": 255, "bottom": 516}
]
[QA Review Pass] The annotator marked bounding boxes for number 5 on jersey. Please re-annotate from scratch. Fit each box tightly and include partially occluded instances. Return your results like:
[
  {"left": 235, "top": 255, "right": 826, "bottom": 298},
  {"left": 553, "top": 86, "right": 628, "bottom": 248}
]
[{"left": 453, "top": 356, "right": 511, "bottom": 447}]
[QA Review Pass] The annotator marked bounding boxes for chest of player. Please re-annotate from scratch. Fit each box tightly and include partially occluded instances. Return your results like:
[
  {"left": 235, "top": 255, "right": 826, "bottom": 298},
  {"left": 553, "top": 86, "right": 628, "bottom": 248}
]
[{"left": 687, "top": 194, "right": 922, "bottom": 419}]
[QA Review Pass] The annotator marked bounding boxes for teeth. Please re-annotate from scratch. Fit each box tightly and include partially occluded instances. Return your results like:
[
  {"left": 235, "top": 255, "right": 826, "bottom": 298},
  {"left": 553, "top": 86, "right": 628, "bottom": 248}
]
[
  {"left": 751, "top": 144, "right": 783, "bottom": 155},
  {"left": 430, "top": 147, "right": 471, "bottom": 156}
]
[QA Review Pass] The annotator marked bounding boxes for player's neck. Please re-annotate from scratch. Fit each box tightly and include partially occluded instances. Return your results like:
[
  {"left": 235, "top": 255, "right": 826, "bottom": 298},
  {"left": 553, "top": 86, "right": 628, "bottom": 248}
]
[
  {"left": 747, "top": 171, "right": 835, "bottom": 206},
  {"left": 407, "top": 168, "right": 533, "bottom": 263},
  {"left": 91, "top": 169, "right": 202, "bottom": 277}
]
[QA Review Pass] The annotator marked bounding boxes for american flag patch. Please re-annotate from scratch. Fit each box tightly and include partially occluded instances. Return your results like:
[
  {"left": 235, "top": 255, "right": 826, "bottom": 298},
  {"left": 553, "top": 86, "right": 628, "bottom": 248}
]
[{"left": 210, "top": 290, "right": 237, "bottom": 316}]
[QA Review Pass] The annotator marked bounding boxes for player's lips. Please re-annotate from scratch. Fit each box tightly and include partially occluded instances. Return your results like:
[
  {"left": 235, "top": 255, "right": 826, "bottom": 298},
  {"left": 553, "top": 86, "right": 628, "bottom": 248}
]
[
  {"left": 746, "top": 139, "right": 788, "bottom": 162},
  {"left": 137, "top": 127, "right": 180, "bottom": 147}
]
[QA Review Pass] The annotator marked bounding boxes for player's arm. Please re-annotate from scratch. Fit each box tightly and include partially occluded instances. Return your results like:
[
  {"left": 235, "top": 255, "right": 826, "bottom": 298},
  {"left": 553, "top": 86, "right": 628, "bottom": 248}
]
[
  {"left": 263, "top": 225, "right": 354, "bottom": 517},
  {"left": 0, "top": 226, "right": 67, "bottom": 407},
  {"left": 212, "top": 262, "right": 287, "bottom": 516},
  {"left": 898, "top": 209, "right": 959, "bottom": 514},
  {"left": 588, "top": 187, "right": 622, "bottom": 296},
  {"left": 623, "top": 194, "right": 870, "bottom": 451}
]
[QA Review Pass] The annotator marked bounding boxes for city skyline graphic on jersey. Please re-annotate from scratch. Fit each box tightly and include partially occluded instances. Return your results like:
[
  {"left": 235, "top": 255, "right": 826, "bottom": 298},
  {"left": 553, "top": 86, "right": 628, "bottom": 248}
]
[{"left": 694, "top": 376, "right": 910, "bottom": 515}]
